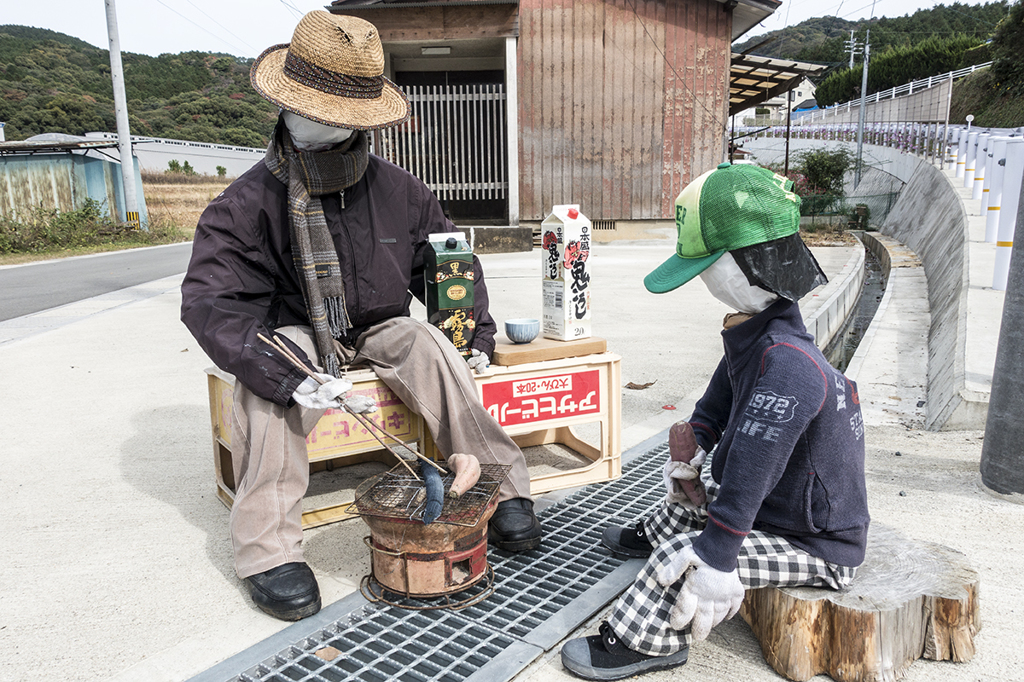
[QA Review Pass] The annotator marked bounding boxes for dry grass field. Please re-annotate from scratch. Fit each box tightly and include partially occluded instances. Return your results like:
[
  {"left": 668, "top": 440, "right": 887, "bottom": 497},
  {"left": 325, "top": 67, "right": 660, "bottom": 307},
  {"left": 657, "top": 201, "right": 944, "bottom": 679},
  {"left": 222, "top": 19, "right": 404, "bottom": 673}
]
[{"left": 143, "top": 176, "right": 233, "bottom": 240}]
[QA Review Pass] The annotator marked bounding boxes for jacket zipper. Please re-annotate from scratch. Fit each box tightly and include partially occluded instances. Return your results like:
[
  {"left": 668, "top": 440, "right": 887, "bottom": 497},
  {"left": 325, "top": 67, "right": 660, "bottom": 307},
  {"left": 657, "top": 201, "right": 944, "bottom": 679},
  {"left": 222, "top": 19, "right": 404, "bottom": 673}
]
[{"left": 339, "top": 189, "right": 359, "bottom": 327}]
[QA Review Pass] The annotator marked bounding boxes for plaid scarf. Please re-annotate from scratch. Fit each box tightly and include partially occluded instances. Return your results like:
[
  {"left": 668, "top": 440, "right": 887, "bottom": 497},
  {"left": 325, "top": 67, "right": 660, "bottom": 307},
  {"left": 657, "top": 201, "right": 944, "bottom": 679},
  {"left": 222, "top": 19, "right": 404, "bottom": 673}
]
[{"left": 264, "top": 121, "right": 369, "bottom": 377}]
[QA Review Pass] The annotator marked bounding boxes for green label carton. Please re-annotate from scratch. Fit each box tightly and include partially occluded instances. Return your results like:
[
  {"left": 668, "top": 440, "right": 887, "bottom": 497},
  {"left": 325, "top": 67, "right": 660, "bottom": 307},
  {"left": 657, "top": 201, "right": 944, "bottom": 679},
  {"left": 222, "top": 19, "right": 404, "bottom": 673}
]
[{"left": 425, "top": 232, "right": 475, "bottom": 357}]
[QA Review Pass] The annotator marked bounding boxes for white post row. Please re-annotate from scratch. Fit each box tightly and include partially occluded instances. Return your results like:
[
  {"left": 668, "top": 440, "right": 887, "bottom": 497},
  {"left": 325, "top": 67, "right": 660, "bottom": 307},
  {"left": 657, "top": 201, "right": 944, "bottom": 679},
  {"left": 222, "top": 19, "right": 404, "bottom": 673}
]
[{"left": 993, "top": 139, "right": 1024, "bottom": 291}]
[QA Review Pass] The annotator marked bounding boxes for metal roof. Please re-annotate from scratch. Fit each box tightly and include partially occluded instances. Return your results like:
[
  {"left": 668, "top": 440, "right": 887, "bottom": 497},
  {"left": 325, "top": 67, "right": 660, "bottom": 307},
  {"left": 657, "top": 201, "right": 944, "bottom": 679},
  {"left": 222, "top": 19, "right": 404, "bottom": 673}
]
[
  {"left": 727, "top": 0, "right": 782, "bottom": 41},
  {"left": 328, "top": 0, "right": 516, "bottom": 7},
  {"left": 729, "top": 53, "right": 828, "bottom": 116},
  {"left": 0, "top": 139, "right": 120, "bottom": 156}
]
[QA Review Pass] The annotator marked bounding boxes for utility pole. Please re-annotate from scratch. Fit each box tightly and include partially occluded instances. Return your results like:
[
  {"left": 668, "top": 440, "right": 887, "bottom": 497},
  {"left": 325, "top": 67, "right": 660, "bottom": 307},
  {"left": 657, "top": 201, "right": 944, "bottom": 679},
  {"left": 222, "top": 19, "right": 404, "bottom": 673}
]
[
  {"left": 845, "top": 30, "right": 860, "bottom": 69},
  {"left": 854, "top": 30, "right": 870, "bottom": 188},
  {"left": 981, "top": 174, "right": 1024, "bottom": 494},
  {"left": 784, "top": 90, "right": 793, "bottom": 176},
  {"left": 104, "top": 0, "right": 142, "bottom": 230}
]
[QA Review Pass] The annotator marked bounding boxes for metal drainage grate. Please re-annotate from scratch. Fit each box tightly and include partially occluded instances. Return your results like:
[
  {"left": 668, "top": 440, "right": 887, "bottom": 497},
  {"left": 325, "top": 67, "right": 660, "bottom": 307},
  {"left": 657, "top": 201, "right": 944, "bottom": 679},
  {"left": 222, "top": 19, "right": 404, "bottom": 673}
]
[{"left": 195, "top": 441, "right": 670, "bottom": 682}]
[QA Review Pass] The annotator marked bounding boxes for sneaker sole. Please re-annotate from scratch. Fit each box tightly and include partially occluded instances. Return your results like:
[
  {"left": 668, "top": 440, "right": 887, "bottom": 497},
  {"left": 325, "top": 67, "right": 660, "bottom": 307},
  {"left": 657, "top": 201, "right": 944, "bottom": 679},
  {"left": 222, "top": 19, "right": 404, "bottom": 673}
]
[
  {"left": 561, "top": 647, "right": 687, "bottom": 680},
  {"left": 600, "top": 528, "right": 652, "bottom": 559}
]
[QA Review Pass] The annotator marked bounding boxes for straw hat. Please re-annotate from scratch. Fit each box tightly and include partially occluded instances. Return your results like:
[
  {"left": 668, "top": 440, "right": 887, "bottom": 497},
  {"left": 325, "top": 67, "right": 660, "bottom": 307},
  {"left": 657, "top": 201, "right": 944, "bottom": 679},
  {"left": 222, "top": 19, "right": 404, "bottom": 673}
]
[{"left": 251, "top": 11, "right": 409, "bottom": 130}]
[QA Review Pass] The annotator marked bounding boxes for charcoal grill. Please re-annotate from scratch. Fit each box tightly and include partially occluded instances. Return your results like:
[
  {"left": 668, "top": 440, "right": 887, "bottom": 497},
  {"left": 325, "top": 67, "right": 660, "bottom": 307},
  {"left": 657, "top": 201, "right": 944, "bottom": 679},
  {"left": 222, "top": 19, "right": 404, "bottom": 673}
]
[{"left": 346, "top": 462, "right": 510, "bottom": 609}]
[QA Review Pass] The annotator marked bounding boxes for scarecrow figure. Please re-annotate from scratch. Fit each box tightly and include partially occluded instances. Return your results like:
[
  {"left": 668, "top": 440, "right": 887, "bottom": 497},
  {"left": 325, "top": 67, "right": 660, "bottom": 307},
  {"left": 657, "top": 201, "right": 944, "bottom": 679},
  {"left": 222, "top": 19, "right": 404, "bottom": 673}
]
[
  {"left": 560, "top": 163, "right": 869, "bottom": 679},
  {"left": 180, "top": 11, "right": 541, "bottom": 622}
]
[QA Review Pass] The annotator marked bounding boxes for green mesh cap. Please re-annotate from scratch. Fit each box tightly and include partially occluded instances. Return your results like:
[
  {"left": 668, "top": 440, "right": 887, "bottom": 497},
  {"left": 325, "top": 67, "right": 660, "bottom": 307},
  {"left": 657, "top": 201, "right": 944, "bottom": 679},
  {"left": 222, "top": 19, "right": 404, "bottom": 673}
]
[{"left": 645, "top": 163, "right": 802, "bottom": 294}]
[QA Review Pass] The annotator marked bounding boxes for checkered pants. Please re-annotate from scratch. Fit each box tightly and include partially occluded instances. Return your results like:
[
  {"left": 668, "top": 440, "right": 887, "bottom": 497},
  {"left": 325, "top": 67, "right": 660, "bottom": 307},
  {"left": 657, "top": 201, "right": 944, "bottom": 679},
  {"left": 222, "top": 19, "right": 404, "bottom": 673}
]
[{"left": 608, "top": 457, "right": 857, "bottom": 656}]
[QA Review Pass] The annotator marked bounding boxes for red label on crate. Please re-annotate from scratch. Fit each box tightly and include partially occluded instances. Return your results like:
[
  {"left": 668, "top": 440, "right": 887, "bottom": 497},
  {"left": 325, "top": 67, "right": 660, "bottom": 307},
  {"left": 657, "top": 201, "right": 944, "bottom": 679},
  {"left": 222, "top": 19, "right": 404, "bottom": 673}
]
[{"left": 482, "top": 369, "right": 601, "bottom": 426}]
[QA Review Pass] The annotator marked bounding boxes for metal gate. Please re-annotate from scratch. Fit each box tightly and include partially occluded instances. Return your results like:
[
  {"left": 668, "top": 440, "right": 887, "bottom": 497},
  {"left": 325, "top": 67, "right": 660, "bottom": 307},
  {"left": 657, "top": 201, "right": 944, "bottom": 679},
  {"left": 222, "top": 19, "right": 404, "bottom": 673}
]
[{"left": 372, "top": 84, "right": 508, "bottom": 203}]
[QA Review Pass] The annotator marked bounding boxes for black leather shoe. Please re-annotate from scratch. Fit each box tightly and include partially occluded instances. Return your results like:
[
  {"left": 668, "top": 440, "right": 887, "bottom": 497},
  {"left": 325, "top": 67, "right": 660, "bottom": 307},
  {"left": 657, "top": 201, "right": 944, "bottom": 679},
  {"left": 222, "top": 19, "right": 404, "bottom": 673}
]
[
  {"left": 245, "top": 562, "right": 321, "bottom": 621},
  {"left": 488, "top": 498, "right": 543, "bottom": 552},
  {"left": 601, "top": 521, "right": 653, "bottom": 558}
]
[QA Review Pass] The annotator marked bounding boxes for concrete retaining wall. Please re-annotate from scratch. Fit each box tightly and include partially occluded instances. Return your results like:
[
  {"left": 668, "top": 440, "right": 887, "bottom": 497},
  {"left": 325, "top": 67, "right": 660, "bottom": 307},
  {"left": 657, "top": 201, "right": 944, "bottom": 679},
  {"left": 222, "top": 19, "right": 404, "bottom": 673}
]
[
  {"left": 879, "top": 154, "right": 970, "bottom": 430},
  {"left": 803, "top": 246, "right": 866, "bottom": 352}
]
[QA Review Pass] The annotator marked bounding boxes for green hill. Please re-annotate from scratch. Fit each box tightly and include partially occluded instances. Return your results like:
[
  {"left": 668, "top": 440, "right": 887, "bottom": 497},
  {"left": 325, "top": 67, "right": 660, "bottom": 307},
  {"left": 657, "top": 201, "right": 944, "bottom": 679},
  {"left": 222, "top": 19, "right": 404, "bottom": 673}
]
[
  {"left": 735, "top": 1, "right": 1010, "bottom": 64},
  {"left": 0, "top": 25, "right": 276, "bottom": 146}
]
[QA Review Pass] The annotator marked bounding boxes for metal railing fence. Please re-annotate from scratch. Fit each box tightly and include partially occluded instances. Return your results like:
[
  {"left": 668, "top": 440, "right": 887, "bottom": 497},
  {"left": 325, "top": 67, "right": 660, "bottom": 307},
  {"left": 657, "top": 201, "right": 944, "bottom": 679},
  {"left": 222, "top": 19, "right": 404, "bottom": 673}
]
[{"left": 371, "top": 84, "right": 508, "bottom": 202}]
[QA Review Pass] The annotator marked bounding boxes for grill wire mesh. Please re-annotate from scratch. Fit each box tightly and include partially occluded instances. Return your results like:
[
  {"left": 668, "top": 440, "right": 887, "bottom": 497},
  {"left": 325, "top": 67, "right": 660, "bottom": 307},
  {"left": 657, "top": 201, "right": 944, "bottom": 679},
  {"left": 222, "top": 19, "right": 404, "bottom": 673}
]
[
  {"left": 225, "top": 443, "right": 669, "bottom": 682},
  {"left": 346, "top": 463, "right": 510, "bottom": 527}
]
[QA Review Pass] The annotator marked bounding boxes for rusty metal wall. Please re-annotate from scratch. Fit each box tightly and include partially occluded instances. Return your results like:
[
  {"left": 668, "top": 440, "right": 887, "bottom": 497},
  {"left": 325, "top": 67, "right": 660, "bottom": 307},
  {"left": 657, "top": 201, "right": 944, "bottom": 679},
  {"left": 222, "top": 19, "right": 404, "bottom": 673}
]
[
  {"left": 518, "top": 0, "right": 730, "bottom": 221},
  {"left": 0, "top": 155, "right": 79, "bottom": 219},
  {"left": 0, "top": 153, "right": 146, "bottom": 222}
]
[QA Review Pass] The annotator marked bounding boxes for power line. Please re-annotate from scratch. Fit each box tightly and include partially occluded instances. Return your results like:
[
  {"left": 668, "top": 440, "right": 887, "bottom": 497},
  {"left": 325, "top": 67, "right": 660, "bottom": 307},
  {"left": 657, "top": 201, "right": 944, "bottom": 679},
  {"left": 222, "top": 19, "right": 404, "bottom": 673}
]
[
  {"left": 183, "top": 0, "right": 261, "bottom": 54},
  {"left": 152, "top": 0, "right": 251, "bottom": 56},
  {"left": 277, "top": 0, "right": 304, "bottom": 20}
]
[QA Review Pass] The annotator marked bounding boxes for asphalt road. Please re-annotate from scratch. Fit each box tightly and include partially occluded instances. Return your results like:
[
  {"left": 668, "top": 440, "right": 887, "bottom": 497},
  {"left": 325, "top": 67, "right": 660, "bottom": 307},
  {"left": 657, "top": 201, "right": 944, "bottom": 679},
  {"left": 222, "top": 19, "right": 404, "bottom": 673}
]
[{"left": 0, "top": 242, "right": 195, "bottom": 321}]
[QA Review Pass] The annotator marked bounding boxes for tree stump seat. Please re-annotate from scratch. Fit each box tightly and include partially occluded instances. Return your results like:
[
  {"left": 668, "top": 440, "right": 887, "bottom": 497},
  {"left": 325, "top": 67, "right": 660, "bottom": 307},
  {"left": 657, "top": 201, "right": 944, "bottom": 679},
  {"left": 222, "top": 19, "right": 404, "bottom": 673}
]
[{"left": 740, "top": 524, "right": 980, "bottom": 682}]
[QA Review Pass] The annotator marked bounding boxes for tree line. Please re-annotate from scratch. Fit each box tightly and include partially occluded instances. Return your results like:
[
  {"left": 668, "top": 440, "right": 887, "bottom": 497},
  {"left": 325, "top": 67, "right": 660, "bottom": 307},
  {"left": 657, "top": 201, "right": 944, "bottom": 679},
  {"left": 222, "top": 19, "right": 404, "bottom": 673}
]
[
  {"left": 0, "top": 25, "right": 276, "bottom": 146},
  {"left": 734, "top": 2, "right": 1010, "bottom": 63}
]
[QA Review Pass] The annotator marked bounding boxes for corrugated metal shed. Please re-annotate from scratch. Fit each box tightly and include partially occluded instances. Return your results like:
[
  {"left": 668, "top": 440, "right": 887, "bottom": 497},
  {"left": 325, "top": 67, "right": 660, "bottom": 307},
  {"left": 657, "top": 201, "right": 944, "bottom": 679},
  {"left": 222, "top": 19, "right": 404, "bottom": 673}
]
[
  {"left": 331, "top": 0, "right": 778, "bottom": 224},
  {"left": 518, "top": 0, "right": 732, "bottom": 221},
  {"left": 0, "top": 140, "right": 148, "bottom": 223}
]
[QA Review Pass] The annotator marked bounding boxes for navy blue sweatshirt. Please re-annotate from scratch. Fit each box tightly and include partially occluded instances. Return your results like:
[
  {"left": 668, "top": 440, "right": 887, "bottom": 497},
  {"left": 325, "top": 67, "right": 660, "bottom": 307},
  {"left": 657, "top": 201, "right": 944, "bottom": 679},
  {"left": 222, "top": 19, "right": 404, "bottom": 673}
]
[{"left": 689, "top": 298, "right": 869, "bottom": 572}]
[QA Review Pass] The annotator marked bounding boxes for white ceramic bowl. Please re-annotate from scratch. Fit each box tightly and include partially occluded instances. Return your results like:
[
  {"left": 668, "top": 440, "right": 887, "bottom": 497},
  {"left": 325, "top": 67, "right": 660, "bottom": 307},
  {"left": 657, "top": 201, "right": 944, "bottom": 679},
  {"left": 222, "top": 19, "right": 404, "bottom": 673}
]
[{"left": 505, "top": 318, "right": 540, "bottom": 344}]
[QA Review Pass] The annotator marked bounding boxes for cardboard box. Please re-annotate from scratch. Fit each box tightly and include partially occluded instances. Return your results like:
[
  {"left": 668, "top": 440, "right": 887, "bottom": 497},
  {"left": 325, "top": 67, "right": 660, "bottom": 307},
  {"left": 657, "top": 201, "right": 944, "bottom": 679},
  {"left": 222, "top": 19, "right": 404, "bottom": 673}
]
[
  {"left": 541, "top": 205, "right": 592, "bottom": 341},
  {"left": 425, "top": 232, "right": 475, "bottom": 357}
]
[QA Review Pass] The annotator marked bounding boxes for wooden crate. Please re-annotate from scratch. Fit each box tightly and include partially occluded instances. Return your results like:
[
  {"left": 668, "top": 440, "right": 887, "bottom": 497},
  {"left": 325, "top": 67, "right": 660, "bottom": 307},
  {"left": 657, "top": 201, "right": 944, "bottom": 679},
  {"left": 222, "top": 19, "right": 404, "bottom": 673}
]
[{"left": 205, "top": 348, "right": 622, "bottom": 528}]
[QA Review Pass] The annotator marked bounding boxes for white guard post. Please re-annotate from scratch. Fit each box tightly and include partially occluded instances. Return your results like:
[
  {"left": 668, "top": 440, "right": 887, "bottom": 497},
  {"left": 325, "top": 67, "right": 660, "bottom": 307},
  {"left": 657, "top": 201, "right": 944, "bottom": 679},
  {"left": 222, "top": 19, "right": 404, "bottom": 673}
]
[
  {"left": 956, "top": 127, "right": 968, "bottom": 179},
  {"left": 985, "top": 138, "right": 1010, "bottom": 243},
  {"left": 964, "top": 131, "right": 978, "bottom": 188},
  {"left": 973, "top": 133, "right": 989, "bottom": 204},
  {"left": 993, "top": 139, "right": 1024, "bottom": 291}
]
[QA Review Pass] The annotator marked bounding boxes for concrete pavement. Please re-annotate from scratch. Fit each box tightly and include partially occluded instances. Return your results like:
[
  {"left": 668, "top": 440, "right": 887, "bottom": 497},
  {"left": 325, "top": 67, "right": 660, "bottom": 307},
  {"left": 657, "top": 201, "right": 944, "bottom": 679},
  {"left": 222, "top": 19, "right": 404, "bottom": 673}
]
[{"left": 0, "top": 221, "right": 1021, "bottom": 682}]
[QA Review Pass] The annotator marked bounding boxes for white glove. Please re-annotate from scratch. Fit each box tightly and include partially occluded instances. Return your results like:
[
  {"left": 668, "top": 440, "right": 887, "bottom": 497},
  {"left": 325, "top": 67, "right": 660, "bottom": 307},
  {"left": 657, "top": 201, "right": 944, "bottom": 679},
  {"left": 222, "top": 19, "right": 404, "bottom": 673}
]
[
  {"left": 291, "top": 373, "right": 353, "bottom": 410},
  {"left": 656, "top": 545, "right": 744, "bottom": 641},
  {"left": 342, "top": 394, "right": 377, "bottom": 414},
  {"left": 467, "top": 349, "right": 490, "bottom": 374},
  {"left": 663, "top": 446, "right": 706, "bottom": 509}
]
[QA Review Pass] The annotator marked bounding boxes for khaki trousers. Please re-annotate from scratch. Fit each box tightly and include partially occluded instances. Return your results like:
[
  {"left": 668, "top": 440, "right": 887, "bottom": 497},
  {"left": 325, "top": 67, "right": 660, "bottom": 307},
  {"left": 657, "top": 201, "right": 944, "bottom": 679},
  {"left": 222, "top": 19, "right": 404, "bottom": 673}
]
[{"left": 229, "top": 317, "right": 532, "bottom": 578}]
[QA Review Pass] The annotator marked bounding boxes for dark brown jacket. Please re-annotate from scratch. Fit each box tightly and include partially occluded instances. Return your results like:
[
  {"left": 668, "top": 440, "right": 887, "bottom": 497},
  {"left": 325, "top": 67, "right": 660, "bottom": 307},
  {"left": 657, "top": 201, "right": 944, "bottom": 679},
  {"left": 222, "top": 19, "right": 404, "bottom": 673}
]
[{"left": 180, "top": 154, "right": 496, "bottom": 405}]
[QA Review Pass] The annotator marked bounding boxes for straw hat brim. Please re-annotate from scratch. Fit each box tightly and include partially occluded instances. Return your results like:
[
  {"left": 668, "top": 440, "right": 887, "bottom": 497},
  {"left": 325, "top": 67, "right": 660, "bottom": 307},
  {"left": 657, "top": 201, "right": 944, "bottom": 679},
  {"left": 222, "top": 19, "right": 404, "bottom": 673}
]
[{"left": 251, "top": 45, "right": 410, "bottom": 131}]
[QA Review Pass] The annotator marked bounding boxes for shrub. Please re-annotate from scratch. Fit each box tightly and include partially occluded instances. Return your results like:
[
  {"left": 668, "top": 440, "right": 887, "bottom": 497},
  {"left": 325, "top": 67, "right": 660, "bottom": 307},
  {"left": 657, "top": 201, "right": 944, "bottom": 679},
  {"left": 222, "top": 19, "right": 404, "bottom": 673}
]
[{"left": 0, "top": 199, "right": 183, "bottom": 254}]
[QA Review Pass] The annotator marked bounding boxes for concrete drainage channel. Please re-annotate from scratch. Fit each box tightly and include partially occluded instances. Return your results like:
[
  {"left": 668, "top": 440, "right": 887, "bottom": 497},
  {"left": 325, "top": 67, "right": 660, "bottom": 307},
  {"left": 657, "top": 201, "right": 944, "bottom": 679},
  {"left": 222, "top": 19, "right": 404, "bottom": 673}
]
[{"left": 190, "top": 442, "right": 668, "bottom": 682}]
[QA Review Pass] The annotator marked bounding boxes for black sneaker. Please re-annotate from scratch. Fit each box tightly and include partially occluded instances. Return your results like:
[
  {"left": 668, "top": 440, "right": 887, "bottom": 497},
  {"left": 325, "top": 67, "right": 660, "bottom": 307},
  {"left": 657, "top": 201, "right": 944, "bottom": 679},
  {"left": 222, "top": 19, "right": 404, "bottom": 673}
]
[
  {"left": 561, "top": 621, "right": 688, "bottom": 680},
  {"left": 245, "top": 562, "right": 321, "bottom": 621},
  {"left": 488, "top": 497, "right": 543, "bottom": 552},
  {"left": 601, "top": 521, "right": 653, "bottom": 558}
]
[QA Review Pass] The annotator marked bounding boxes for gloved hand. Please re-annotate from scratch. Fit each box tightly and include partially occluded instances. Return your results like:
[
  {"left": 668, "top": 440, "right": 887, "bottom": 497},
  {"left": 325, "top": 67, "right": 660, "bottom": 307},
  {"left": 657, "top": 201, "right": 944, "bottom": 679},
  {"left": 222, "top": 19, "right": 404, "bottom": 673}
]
[
  {"left": 342, "top": 394, "right": 377, "bottom": 414},
  {"left": 663, "top": 446, "right": 706, "bottom": 509},
  {"left": 656, "top": 545, "right": 744, "bottom": 641},
  {"left": 291, "top": 373, "right": 353, "bottom": 410},
  {"left": 467, "top": 349, "right": 490, "bottom": 374}
]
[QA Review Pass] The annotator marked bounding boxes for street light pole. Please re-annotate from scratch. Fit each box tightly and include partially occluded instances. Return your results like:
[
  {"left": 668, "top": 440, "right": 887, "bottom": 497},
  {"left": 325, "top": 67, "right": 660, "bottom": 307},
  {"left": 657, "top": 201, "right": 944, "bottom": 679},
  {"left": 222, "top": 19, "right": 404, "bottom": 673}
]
[{"left": 104, "top": 0, "right": 142, "bottom": 230}]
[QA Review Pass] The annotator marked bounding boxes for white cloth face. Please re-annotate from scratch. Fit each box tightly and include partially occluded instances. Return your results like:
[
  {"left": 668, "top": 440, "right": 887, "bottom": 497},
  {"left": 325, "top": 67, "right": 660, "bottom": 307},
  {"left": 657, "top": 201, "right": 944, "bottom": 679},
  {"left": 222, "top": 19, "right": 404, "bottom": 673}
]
[
  {"left": 699, "top": 252, "right": 778, "bottom": 314},
  {"left": 282, "top": 110, "right": 354, "bottom": 151}
]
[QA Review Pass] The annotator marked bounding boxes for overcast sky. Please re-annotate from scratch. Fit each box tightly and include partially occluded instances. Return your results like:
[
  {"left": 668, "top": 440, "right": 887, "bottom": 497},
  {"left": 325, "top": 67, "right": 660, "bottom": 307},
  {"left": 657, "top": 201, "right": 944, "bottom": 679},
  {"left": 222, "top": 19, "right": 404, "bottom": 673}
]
[{"left": 1, "top": 0, "right": 1001, "bottom": 59}]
